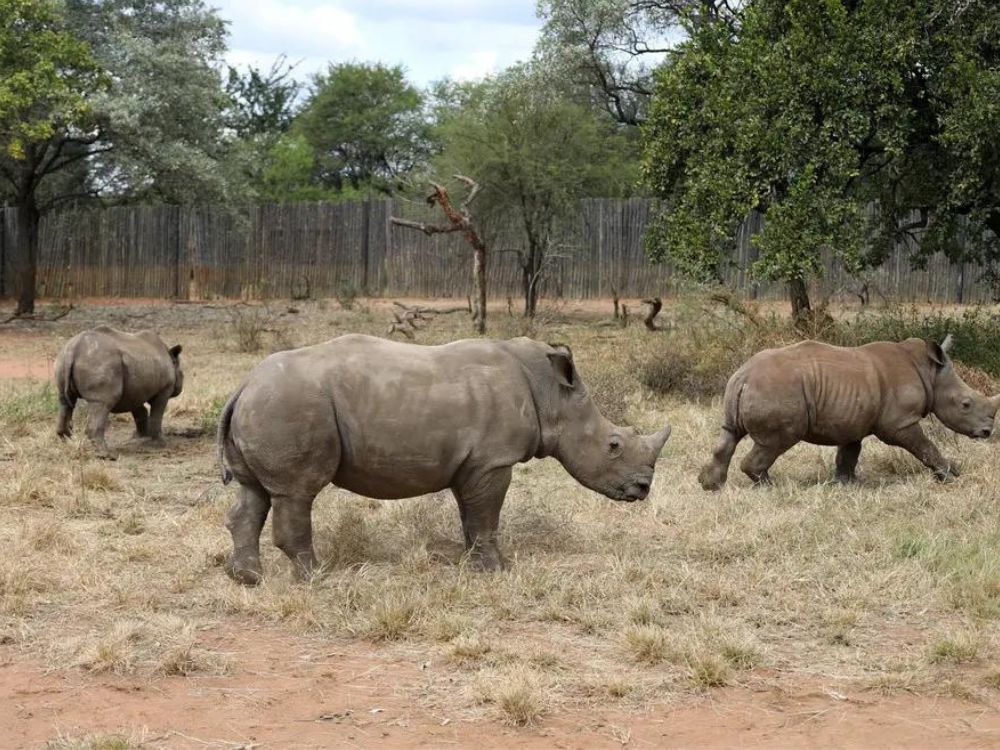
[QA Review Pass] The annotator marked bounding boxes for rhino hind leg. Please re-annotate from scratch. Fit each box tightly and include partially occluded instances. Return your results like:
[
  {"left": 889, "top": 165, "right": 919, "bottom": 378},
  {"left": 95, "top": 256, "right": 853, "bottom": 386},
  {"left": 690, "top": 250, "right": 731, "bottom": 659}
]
[
  {"left": 224, "top": 482, "right": 272, "bottom": 586},
  {"left": 453, "top": 467, "right": 512, "bottom": 572},
  {"left": 740, "top": 440, "right": 794, "bottom": 485},
  {"left": 698, "top": 427, "right": 743, "bottom": 490},
  {"left": 834, "top": 441, "right": 863, "bottom": 483},
  {"left": 57, "top": 397, "right": 76, "bottom": 438},
  {"left": 271, "top": 494, "right": 319, "bottom": 581},
  {"left": 85, "top": 402, "right": 116, "bottom": 460}
]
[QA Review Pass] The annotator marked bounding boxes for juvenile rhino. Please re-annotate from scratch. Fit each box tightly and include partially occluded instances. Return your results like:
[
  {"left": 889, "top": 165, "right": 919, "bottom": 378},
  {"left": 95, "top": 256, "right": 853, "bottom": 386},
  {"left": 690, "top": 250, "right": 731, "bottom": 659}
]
[
  {"left": 699, "top": 335, "right": 1000, "bottom": 489},
  {"left": 55, "top": 326, "right": 184, "bottom": 459},
  {"left": 217, "top": 334, "right": 671, "bottom": 584}
]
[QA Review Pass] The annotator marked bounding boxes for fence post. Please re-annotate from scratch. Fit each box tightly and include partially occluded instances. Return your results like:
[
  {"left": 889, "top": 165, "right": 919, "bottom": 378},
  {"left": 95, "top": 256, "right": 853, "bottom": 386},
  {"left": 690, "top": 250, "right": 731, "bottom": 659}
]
[
  {"left": 0, "top": 207, "right": 5, "bottom": 298},
  {"left": 956, "top": 261, "right": 966, "bottom": 304},
  {"left": 361, "top": 199, "right": 370, "bottom": 293}
]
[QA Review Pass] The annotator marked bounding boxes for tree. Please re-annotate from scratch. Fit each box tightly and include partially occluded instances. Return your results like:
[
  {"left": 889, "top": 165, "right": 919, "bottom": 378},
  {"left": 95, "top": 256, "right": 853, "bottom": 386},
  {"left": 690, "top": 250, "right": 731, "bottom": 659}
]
[
  {"left": 0, "top": 0, "right": 103, "bottom": 314},
  {"left": 435, "top": 63, "right": 635, "bottom": 316},
  {"left": 295, "top": 62, "right": 433, "bottom": 195},
  {"left": 1, "top": 0, "right": 238, "bottom": 315},
  {"left": 224, "top": 56, "right": 299, "bottom": 139},
  {"left": 642, "top": 0, "right": 1000, "bottom": 316},
  {"left": 536, "top": 0, "right": 739, "bottom": 125}
]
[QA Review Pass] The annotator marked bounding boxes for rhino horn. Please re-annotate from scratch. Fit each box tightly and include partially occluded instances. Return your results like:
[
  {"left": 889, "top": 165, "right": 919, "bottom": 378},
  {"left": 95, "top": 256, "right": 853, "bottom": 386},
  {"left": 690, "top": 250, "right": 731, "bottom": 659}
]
[
  {"left": 941, "top": 333, "right": 954, "bottom": 353},
  {"left": 646, "top": 424, "right": 672, "bottom": 456}
]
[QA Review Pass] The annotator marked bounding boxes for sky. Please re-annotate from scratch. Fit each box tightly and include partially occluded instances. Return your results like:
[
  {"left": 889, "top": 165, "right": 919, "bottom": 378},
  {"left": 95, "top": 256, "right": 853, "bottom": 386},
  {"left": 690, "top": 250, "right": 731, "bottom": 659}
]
[{"left": 214, "top": 0, "right": 543, "bottom": 86}]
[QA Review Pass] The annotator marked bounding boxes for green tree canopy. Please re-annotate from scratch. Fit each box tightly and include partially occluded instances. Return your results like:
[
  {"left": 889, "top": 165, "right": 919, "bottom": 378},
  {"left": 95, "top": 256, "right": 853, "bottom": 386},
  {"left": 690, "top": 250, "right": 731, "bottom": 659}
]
[
  {"left": 434, "top": 63, "right": 637, "bottom": 315},
  {"left": 1, "top": 0, "right": 240, "bottom": 314},
  {"left": 294, "top": 62, "right": 433, "bottom": 195},
  {"left": 642, "top": 0, "right": 1000, "bottom": 315}
]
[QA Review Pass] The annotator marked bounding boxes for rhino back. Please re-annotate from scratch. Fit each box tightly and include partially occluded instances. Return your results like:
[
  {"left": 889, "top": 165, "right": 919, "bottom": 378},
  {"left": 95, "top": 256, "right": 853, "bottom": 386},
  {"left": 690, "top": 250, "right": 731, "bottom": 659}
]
[
  {"left": 740, "top": 341, "right": 911, "bottom": 445},
  {"left": 232, "top": 335, "right": 542, "bottom": 499}
]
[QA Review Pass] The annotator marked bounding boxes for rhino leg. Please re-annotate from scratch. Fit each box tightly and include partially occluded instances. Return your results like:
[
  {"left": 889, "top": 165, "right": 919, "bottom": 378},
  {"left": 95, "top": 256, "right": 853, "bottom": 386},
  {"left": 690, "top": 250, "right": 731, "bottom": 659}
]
[
  {"left": 144, "top": 390, "right": 170, "bottom": 447},
  {"left": 881, "top": 424, "right": 959, "bottom": 481},
  {"left": 224, "top": 482, "right": 272, "bottom": 586},
  {"left": 453, "top": 467, "right": 512, "bottom": 572},
  {"left": 271, "top": 494, "right": 318, "bottom": 581},
  {"left": 740, "top": 440, "right": 793, "bottom": 485},
  {"left": 85, "top": 403, "right": 116, "bottom": 460},
  {"left": 699, "top": 428, "right": 743, "bottom": 490},
  {"left": 131, "top": 406, "right": 149, "bottom": 438},
  {"left": 57, "top": 397, "right": 76, "bottom": 438},
  {"left": 834, "top": 441, "right": 863, "bottom": 483}
]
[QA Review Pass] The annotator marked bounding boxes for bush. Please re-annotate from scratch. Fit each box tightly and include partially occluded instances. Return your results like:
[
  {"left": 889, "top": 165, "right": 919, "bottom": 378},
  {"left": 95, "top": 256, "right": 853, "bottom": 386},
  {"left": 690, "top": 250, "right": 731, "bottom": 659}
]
[
  {"left": 228, "top": 305, "right": 275, "bottom": 353},
  {"left": 335, "top": 281, "right": 360, "bottom": 311}
]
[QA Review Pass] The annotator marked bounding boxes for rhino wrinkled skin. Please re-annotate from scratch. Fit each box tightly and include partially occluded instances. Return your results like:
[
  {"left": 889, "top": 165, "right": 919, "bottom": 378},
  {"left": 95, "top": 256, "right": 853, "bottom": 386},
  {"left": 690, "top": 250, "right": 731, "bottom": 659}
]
[
  {"left": 217, "top": 334, "right": 671, "bottom": 584},
  {"left": 699, "top": 335, "right": 1000, "bottom": 489},
  {"left": 55, "top": 326, "right": 184, "bottom": 459}
]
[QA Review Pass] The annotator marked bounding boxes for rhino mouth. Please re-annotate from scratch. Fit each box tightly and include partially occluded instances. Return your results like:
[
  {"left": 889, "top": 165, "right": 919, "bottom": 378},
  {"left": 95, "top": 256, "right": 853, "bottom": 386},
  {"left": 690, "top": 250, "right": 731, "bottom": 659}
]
[{"left": 613, "top": 478, "right": 651, "bottom": 502}]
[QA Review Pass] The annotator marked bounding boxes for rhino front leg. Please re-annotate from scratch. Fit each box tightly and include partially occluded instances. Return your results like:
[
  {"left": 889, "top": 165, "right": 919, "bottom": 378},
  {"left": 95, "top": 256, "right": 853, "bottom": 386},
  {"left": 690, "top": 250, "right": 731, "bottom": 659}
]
[
  {"left": 145, "top": 390, "right": 170, "bottom": 447},
  {"left": 740, "top": 439, "right": 794, "bottom": 485},
  {"left": 881, "top": 424, "right": 958, "bottom": 481},
  {"left": 86, "top": 403, "right": 116, "bottom": 460},
  {"left": 224, "top": 482, "right": 272, "bottom": 586},
  {"left": 453, "top": 467, "right": 512, "bottom": 572},
  {"left": 698, "top": 427, "right": 743, "bottom": 490},
  {"left": 131, "top": 406, "right": 149, "bottom": 438},
  {"left": 271, "top": 494, "right": 318, "bottom": 581},
  {"left": 834, "top": 441, "right": 863, "bottom": 483}
]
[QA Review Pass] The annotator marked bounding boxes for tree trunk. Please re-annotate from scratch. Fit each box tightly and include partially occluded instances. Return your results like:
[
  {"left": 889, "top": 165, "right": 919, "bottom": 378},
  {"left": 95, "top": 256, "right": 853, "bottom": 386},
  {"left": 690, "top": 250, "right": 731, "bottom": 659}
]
[
  {"left": 14, "top": 198, "right": 40, "bottom": 316},
  {"left": 788, "top": 278, "right": 811, "bottom": 320},
  {"left": 472, "top": 242, "right": 486, "bottom": 334},
  {"left": 522, "top": 242, "right": 541, "bottom": 318}
]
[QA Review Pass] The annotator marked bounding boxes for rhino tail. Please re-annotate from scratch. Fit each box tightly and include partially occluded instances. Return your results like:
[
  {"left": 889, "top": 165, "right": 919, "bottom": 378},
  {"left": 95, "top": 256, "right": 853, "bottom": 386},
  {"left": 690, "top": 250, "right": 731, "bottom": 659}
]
[
  {"left": 216, "top": 384, "right": 245, "bottom": 485},
  {"left": 56, "top": 342, "right": 79, "bottom": 408},
  {"left": 722, "top": 370, "right": 748, "bottom": 437}
]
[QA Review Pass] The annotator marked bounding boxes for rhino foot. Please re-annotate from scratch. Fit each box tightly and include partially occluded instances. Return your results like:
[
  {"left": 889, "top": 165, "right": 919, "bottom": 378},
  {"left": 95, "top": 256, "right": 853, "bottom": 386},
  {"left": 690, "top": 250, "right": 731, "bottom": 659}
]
[
  {"left": 224, "top": 556, "right": 263, "bottom": 586},
  {"left": 467, "top": 547, "right": 506, "bottom": 572},
  {"left": 96, "top": 449, "right": 118, "bottom": 461},
  {"left": 144, "top": 436, "right": 167, "bottom": 448},
  {"left": 698, "top": 463, "right": 726, "bottom": 491},
  {"left": 933, "top": 462, "right": 961, "bottom": 482}
]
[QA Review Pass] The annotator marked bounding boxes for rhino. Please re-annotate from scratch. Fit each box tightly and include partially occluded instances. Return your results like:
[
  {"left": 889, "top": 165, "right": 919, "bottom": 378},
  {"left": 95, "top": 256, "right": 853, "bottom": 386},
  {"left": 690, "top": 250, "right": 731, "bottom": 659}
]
[
  {"left": 55, "top": 326, "right": 184, "bottom": 459},
  {"left": 699, "top": 335, "right": 1000, "bottom": 489},
  {"left": 217, "top": 334, "right": 671, "bottom": 584}
]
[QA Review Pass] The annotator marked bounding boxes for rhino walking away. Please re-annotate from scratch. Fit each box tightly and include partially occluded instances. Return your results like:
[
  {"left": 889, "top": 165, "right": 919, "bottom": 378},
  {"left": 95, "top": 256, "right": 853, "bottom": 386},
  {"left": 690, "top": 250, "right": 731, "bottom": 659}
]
[
  {"left": 55, "top": 326, "right": 184, "bottom": 459},
  {"left": 217, "top": 334, "right": 672, "bottom": 584},
  {"left": 699, "top": 335, "right": 1000, "bottom": 489}
]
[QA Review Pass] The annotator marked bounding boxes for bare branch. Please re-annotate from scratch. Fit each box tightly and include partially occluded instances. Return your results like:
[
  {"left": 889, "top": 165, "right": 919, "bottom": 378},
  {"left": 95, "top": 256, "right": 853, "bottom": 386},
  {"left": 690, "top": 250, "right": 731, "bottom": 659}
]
[{"left": 390, "top": 216, "right": 461, "bottom": 236}]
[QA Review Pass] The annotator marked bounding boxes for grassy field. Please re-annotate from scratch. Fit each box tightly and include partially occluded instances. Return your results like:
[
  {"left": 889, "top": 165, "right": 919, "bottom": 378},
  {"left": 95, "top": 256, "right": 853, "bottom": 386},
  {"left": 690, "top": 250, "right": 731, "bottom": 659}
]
[{"left": 2, "top": 296, "right": 1000, "bottom": 745}]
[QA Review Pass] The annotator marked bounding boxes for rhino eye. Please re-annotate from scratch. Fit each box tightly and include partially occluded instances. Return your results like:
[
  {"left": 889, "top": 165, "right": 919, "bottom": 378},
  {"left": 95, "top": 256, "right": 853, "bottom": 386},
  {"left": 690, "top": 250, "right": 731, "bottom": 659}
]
[
  {"left": 962, "top": 399, "right": 972, "bottom": 410},
  {"left": 608, "top": 438, "right": 622, "bottom": 455}
]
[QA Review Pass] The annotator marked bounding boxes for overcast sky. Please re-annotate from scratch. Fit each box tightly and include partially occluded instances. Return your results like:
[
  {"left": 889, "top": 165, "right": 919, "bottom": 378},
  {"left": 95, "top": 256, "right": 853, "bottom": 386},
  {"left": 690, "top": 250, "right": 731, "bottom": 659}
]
[{"left": 214, "top": 0, "right": 543, "bottom": 86}]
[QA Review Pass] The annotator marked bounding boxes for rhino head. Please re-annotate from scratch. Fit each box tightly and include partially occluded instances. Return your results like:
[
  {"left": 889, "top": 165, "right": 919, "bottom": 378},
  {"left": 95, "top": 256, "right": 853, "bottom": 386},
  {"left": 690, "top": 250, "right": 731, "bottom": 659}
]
[
  {"left": 929, "top": 335, "right": 1000, "bottom": 439},
  {"left": 544, "top": 344, "right": 671, "bottom": 502},
  {"left": 169, "top": 344, "right": 184, "bottom": 398}
]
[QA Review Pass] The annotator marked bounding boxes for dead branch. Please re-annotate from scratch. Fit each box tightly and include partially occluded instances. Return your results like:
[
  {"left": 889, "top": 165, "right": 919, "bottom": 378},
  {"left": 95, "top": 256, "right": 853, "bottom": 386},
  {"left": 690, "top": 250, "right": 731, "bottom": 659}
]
[
  {"left": 642, "top": 298, "right": 663, "bottom": 331},
  {"left": 611, "top": 285, "right": 621, "bottom": 319},
  {"left": 389, "top": 217, "right": 460, "bottom": 236},
  {"left": 708, "top": 291, "right": 762, "bottom": 327},
  {"left": 387, "top": 323, "right": 415, "bottom": 339},
  {"left": 1, "top": 304, "right": 74, "bottom": 325}
]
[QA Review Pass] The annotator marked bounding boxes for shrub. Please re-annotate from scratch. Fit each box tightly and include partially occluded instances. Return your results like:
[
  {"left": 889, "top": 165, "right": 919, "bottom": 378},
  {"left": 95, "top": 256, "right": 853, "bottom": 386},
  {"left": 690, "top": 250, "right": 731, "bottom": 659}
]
[{"left": 228, "top": 305, "right": 274, "bottom": 353}]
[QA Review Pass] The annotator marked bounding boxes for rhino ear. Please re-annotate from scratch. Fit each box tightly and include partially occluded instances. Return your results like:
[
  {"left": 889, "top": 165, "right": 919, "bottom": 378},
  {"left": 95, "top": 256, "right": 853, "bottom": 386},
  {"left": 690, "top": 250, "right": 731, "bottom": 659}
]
[
  {"left": 547, "top": 344, "right": 575, "bottom": 389},
  {"left": 169, "top": 344, "right": 182, "bottom": 359},
  {"left": 927, "top": 340, "right": 948, "bottom": 368}
]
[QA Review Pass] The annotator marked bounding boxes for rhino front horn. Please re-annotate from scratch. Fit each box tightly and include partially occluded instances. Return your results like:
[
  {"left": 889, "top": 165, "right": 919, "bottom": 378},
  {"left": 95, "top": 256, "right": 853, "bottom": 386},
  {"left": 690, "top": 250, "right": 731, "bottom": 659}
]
[{"left": 647, "top": 424, "right": 672, "bottom": 456}]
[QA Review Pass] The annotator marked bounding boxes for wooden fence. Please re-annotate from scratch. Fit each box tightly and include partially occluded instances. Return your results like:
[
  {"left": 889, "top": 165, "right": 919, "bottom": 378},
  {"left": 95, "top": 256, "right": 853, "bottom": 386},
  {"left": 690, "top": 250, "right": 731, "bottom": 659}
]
[{"left": 0, "top": 199, "right": 995, "bottom": 303}]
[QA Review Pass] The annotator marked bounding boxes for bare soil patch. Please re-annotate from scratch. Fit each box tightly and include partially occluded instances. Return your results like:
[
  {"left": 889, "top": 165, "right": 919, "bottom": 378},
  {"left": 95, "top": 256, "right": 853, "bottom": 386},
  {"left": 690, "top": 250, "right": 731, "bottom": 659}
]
[{"left": 4, "top": 624, "right": 998, "bottom": 749}]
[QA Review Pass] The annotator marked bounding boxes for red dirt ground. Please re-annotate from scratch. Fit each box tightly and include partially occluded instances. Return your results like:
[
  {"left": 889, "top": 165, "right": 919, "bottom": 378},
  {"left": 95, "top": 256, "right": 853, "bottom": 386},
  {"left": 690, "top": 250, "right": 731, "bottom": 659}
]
[{"left": 4, "top": 624, "right": 1000, "bottom": 750}]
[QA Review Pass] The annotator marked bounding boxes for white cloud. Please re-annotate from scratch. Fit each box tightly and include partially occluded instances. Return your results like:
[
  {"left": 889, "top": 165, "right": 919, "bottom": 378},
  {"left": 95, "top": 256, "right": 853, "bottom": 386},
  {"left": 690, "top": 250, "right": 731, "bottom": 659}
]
[{"left": 217, "top": 0, "right": 541, "bottom": 85}]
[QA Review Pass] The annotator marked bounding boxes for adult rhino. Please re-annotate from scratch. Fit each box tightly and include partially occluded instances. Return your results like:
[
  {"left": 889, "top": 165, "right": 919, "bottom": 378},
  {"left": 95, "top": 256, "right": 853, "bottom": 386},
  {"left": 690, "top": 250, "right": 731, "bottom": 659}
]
[
  {"left": 55, "top": 326, "right": 184, "bottom": 459},
  {"left": 699, "top": 335, "right": 999, "bottom": 490},
  {"left": 217, "top": 334, "right": 671, "bottom": 584}
]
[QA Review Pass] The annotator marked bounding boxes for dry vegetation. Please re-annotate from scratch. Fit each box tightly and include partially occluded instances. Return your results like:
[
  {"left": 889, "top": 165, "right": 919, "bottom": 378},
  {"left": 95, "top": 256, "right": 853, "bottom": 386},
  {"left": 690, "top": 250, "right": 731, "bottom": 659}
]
[{"left": 3, "top": 296, "right": 1000, "bottom": 738}]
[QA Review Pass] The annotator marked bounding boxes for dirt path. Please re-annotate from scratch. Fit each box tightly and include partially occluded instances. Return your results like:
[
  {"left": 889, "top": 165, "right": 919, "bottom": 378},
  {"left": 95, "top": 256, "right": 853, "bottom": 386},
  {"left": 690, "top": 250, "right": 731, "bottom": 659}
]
[{"left": 4, "top": 625, "right": 999, "bottom": 749}]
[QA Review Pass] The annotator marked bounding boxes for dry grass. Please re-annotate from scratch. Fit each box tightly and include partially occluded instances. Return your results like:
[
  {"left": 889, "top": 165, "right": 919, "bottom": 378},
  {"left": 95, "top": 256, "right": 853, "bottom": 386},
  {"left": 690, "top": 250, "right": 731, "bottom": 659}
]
[{"left": 3, "top": 297, "right": 1000, "bottom": 723}]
